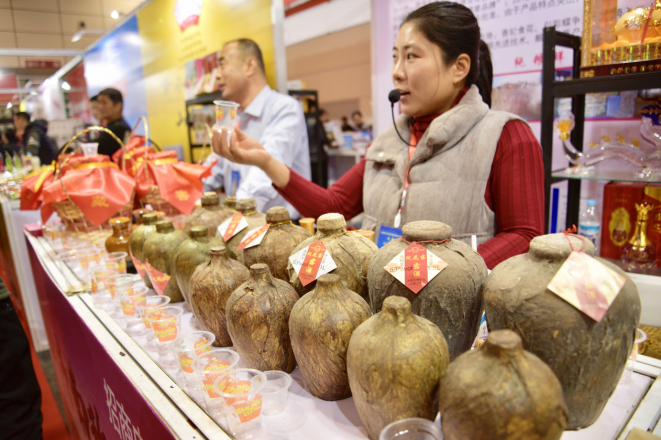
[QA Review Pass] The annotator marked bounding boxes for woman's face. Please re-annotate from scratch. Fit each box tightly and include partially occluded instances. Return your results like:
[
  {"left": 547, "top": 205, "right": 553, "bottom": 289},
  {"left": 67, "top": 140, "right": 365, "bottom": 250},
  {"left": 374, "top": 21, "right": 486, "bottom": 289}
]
[{"left": 392, "top": 22, "right": 465, "bottom": 118}]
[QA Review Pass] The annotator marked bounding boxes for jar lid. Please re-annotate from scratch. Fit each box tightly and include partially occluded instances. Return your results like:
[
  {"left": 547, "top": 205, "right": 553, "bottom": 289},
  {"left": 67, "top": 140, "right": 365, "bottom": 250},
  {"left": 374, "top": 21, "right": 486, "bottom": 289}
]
[
  {"left": 237, "top": 198, "right": 257, "bottom": 213},
  {"left": 190, "top": 226, "right": 209, "bottom": 237},
  {"left": 210, "top": 246, "right": 228, "bottom": 256},
  {"left": 142, "top": 213, "right": 158, "bottom": 225},
  {"left": 266, "top": 206, "right": 290, "bottom": 223},
  {"left": 109, "top": 216, "right": 130, "bottom": 225},
  {"left": 224, "top": 196, "right": 237, "bottom": 209},
  {"left": 402, "top": 221, "right": 452, "bottom": 242},
  {"left": 317, "top": 213, "right": 345, "bottom": 233},
  {"left": 529, "top": 233, "right": 595, "bottom": 260},
  {"left": 201, "top": 192, "right": 219, "bottom": 207},
  {"left": 484, "top": 329, "right": 522, "bottom": 357},
  {"left": 155, "top": 220, "right": 174, "bottom": 233}
]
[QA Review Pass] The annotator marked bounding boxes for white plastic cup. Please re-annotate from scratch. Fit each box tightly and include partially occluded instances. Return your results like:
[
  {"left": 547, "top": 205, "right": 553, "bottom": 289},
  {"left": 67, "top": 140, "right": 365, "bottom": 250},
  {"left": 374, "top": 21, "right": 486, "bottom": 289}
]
[
  {"left": 145, "top": 306, "right": 184, "bottom": 356},
  {"left": 260, "top": 371, "right": 292, "bottom": 416},
  {"left": 170, "top": 331, "right": 216, "bottom": 389},
  {"left": 621, "top": 328, "right": 648, "bottom": 384},
  {"left": 119, "top": 285, "right": 148, "bottom": 335},
  {"left": 214, "top": 368, "right": 266, "bottom": 439},
  {"left": 80, "top": 142, "right": 99, "bottom": 156},
  {"left": 193, "top": 349, "right": 240, "bottom": 418},
  {"left": 104, "top": 252, "right": 128, "bottom": 274},
  {"left": 90, "top": 266, "right": 118, "bottom": 307},
  {"left": 379, "top": 418, "right": 442, "bottom": 440},
  {"left": 214, "top": 100, "right": 239, "bottom": 142}
]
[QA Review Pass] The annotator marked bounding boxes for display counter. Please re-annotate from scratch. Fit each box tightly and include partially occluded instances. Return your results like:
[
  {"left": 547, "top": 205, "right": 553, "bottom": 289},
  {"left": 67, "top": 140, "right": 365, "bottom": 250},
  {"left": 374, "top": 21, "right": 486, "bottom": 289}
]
[{"left": 24, "top": 226, "right": 661, "bottom": 440}]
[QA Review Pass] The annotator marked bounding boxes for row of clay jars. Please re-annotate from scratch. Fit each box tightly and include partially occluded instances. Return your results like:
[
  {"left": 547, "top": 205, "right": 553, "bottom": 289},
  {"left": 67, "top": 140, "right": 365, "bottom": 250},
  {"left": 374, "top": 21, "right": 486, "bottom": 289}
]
[
  {"left": 129, "top": 213, "right": 159, "bottom": 289},
  {"left": 172, "top": 226, "right": 222, "bottom": 306},
  {"left": 143, "top": 220, "right": 188, "bottom": 302},
  {"left": 220, "top": 198, "right": 267, "bottom": 263},
  {"left": 183, "top": 192, "right": 235, "bottom": 237}
]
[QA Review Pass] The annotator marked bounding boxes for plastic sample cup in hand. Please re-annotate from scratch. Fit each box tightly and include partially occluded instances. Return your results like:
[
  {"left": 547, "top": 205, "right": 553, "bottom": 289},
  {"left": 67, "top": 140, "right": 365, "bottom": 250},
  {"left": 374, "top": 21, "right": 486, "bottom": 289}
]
[
  {"left": 192, "top": 349, "right": 240, "bottom": 417},
  {"left": 261, "top": 371, "right": 292, "bottom": 416},
  {"left": 379, "top": 418, "right": 442, "bottom": 440},
  {"left": 145, "top": 306, "right": 184, "bottom": 356},
  {"left": 104, "top": 252, "right": 128, "bottom": 274},
  {"left": 214, "top": 368, "right": 266, "bottom": 439},
  {"left": 170, "top": 331, "right": 215, "bottom": 390},
  {"left": 214, "top": 100, "right": 239, "bottom": 142}
]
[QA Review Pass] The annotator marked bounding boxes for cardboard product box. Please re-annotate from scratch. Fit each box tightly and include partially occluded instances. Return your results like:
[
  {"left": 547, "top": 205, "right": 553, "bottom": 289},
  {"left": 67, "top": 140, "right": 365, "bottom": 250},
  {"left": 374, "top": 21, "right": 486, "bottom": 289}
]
[
  {"left": 644, "top": 183, "right": 661, "bottom": 267},
  {"left": 600, "top": 182, "right": 647, "bottom": 259}
]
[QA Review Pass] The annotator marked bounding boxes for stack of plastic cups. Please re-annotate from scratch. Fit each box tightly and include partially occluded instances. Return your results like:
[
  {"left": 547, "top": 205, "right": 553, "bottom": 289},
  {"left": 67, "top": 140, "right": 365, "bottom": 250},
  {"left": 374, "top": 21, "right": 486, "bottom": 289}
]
[
  {"left": 214, "top": 368, "right": 267, "bottom": 439},
  {"left": 170, "top": 331, "right": 215, "bottom": 402},
  {"left": 90, "top": 266, "right": 118, "bottom": 309},
  {"left": 136, "top": 296, "right": 171, "bottom": 352},
  {"left": 192, "top": 349, "right": 240, "bottom": 418},
  {"left": 119, "top": 286, "right": 149, "bottom": 336},
  {"left": 145, "top": 306, "right": 184, "bottom": 361},
  {"left": 104, "top": 252, "right": 127, "bottom": 274},
  {"left": 106, "top": 274, "right": 134, "bottom": 319}
]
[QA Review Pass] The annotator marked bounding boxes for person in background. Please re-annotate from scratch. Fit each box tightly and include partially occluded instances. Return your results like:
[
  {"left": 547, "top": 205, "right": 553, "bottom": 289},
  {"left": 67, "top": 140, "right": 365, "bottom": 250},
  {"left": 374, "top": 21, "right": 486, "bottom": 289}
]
[
  {"left": 14, "top": 112, "right": 55, "bottom": 166},
  {"left": 204, "top": 38, "right": 310, "bottom": 218},
  {"left": 340, "top": 116, "right": 353, "bottom": 132},
  {"left": 319, "top": 108, "right": 330, "bottom": 124},
  {"left": 0, "top": 278, "right": 43, "bottom": 440},
  {"left": 351, "top": 110, "right": 371, "bottom": 134},
  {"left": 96, "top": 88, "right": 130, "bottom": 158},
  {"left": 90, "top": 95, "right": 103, "bottom": 125},
  {"left": 1, "top": 129, "right": 20, "bottom": 157}
]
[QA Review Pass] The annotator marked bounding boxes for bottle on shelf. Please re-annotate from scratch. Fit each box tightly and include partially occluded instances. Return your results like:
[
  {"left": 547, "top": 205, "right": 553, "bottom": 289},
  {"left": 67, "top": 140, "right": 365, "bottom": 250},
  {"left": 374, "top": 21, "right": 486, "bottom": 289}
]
[
  {"left": 579, "top": 199, "right": 601, "bottom": 255},
  {"left": 621, "top": 201, "right": 657, "bottom": 271}
]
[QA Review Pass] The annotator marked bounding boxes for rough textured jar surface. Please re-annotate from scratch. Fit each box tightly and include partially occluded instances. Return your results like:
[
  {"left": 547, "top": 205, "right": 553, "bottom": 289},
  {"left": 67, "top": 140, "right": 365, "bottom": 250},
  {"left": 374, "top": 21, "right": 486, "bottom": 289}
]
[
  {"left": 347, "top": 296, "right": 450, "bottom": 440},
  {"left": 368, "top": 221, "right": 487, "bottom": 360},
  {"left": 183, "top": 191, "right": 234, "bottom": 237},
  {"left": 226, "top": 264, "right": 299, "bottom": 373},
  {"left": 289, "top": 274, "right": 371, "bottom": 401},
  {"left": 143, "top": 220, "right": 189, "bottom": 302},
  {"left": 221, "top": 197, "right": 266, "bottom": 263},
  {"left": 243, "top": 206, "right": 312, "bottom": 281},
  {"left": 440, "top": 329, "right": 568, "bottom": 440},
  {"left": 129, "top": 213, "right": 159, "bottom": 288},
  {"left": 287, "top": 213, "right": 378, "bottom": 301},
  {"left": 171, "top": 226, "right": 222, "bottom": 304},
  {"left": 485, "top": 233, "right": 641, "bottom": 429},
  {"left": 189, "top": 246, "right": 250, "bottom": 346},
  {"left": 105, "top": 217, "right": 130, "bottom": 256}
]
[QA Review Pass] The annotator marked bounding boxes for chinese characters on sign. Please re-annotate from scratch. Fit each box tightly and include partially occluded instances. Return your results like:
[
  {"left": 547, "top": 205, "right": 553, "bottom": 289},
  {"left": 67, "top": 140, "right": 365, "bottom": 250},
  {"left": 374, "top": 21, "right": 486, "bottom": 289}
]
[
  {"left": 218, "top": 213, "right": 248, "bottom": 241},
  {"left": 236, "top": 224, "right": 270, "bottom": 251},
  {"left": 384, "top": 243, "right": 449, "bottom": 294},
  {"left": 288, "top": 241, "right": 338, "bottom": 286},
  {"left": 104, "top": 379, "right": 143, "bottom": 440}
]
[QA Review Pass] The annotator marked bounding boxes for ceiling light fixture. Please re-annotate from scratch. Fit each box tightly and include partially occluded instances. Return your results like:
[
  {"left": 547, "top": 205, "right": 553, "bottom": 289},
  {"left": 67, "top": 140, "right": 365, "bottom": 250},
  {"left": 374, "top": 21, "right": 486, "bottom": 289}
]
[
  {"left": 71, "top": 21, "right": 104, "bottom": 42},
  {"left": 111, "top": 10, "right": 120, "bottom": 19},
  {"left": 6, "top": 102, "right": 12, "bottom": 109},
  {"left": 61, "top": 81, "right": 71, "bottom": 91}
]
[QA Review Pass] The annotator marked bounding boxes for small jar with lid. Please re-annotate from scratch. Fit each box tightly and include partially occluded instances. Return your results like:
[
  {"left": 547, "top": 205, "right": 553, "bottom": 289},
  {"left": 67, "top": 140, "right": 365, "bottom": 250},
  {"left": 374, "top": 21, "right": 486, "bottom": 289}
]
[{"left": 106, "top": 217, "right": 130, "bottom": 256}]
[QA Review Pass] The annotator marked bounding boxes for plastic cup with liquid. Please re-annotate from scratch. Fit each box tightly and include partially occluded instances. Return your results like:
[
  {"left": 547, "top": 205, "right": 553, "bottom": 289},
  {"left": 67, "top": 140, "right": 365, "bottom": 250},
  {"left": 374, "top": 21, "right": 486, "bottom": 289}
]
[
  {"left": 214, "top": 368, "right": 266, "bottom": 439},
  {"left": 119, "top": 285, "right": 148, "bottom": 335},
  {"left": 145, "top": 306, "right": 184, "bottom": 356},
  {"left": 621, "top": 328, "right": 648, "bottom": 384},
  {"left": 104, "top": 252, "right": 128, "bottom": 274},
  {"left": 261, "top": 371, "right": 292, "bottom": 416},
  {"left": 136, "top": 296, "right": 171, "bottom": 343},
  {"left": 193, "top": 349, "right": 240, "bottom": 418},
  {"left": 170, "top": 331, "right": 216, "bottom": 390},
  {"left": 214, "top": 100, "right": 240, "bottom": 142},
  {"left": 90, "top": 266, "right": 118, "bottom": 308},
  {"left": 379, "top": 418, "right": 442, "bottom": 440},
  {"left": 105, "top": 274, "right": 134, "bottom": 318}
]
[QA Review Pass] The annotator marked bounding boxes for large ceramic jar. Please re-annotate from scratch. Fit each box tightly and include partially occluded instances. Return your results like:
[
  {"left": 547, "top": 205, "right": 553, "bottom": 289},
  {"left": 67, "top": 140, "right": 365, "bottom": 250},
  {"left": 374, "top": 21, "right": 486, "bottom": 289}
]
[
  {"left": 346, "top": 296, "right": 450, "bottom": 440},
  {"left": 485, "top": 233, "right": 641, "bottom": 429},
  {"left": 142, "top": 220, "right": 189, "bottom": 302},
  {"left": 221, "top": 198, "right": 266, "bottom": 263},
  {"left": 243, "top": 206, "right": 312, "bottom": 281},
  {"left": 129, "top": 213, "right": 159, "bottom": 288},
  {"left": 289, "top": 274, "right": 371, "bottom": 401},
  {"left": 368, "top": 221, "right": 487, "bottom": 360},
  {"left": 171, "top": 226, "right": 222, "bottom": 304},
  {"left": 189, "top": 246, "right": 250, "bottom": 346},
  {"left": 105, "top": 217, "right": 130, "bottom": 256},
  {"left": 183, "top": 191, "right": 234, "bottom": 237},
  {"left": 287, "top": 213, "right": 378, "bottom": 301},
  {"left": 439, "top": 329, "right": 568, "bottom": 440},
  {"left": 226, "top": 263, "right": 299, "bottom": 373}
]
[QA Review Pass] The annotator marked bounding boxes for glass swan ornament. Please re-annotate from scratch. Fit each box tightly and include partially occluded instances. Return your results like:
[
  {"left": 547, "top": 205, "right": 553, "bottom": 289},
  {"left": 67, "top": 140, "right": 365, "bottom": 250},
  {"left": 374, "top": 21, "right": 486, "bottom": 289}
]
[{"left": 555, "top": 105, "right": 661, "bottom": 178}]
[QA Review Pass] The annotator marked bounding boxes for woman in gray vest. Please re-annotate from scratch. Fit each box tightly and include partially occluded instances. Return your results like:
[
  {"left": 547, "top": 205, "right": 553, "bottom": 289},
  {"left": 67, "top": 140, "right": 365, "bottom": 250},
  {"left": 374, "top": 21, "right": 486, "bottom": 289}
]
[{"left": 211, "top": 2, "right": 545, "bottom": 269}]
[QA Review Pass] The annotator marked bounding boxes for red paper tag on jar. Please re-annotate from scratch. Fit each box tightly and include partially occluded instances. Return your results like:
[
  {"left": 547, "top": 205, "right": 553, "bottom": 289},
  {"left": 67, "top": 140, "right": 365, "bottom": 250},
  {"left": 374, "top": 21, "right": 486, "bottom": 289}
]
[
  {"left": 218, "top": 213, "right": 248, "bottom": 241},
  {"left": 384, "top": 243, "right": 448, "bottom": 294},
  {"left": 288, "top": 241, "right": 337, "bottom": 286},
  {"left": 145, "top": 260, "right": 170, "bottom": 296},
  {"left": 130, "top": 250, "right": 146, "bottom": 279},
  {"left": 236, "top": 224, "right": 270, "bottom": 251}
]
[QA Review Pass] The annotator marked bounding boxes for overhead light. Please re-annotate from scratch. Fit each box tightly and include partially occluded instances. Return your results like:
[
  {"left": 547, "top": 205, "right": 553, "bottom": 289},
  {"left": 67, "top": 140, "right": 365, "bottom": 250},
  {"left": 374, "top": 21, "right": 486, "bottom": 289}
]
[
  {"left": 71, "top": 31, "right": 83, "bottom": 42},
  {"left": 6, "top": 102, "right": 11, "bottom": 109},
  {"left": 70, "top": 29, "right": 104, "bottom": 42},
  {"left": 111, "top": 10, "right": 120, "bottom": 19},
  {"left": 29, "top": 91, "right": 38, "bottom": 96},
  {"left": 61, "top": 81, "right": 71, "bottom": 91}
]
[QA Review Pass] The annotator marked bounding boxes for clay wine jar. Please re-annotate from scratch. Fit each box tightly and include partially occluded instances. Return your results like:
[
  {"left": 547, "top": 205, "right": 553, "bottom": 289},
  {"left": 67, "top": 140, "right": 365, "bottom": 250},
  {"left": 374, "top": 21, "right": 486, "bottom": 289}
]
[
  {"left": 189, "top": 246, "right": 249, "bottom": 346},
  {"left": 226, "top": 263, "right": 298, "bottom": 373},
  {"left": 183, "top": 191, "right": 234, "bottom": 237},
  {"left": 485, "top": 233, "right": 641, "bottom": 429},
  {"left": 142, "top": 220, "right": 189, "bottom": 302},
  {"left": 171, "top": 226, "right": 222, "bottom": 304},
  {"left": 287, "top": 213, "right": 378, "bottom": 302},
  {"left": 129, "top": 213, "right": 159, "bottom": 288},
  {"left": 289, "top": 274, "right": 371, "bottom": 401},
  {"left": 243, "top": 206, "right": 312, "bottom": 281},
  {"left": 439, "top": 329, "right": 568, "bottom": 440},
  {"left": 105, "top": 217, "right": 130, "bottom": 256},
  {"left": 368, "top": 221, "right": 487, "bottom": 360},
  {"left": 221, "top": 197, "right": 266, "bottom": 264},
  {"left": 347, "top": 296, "right": 450, "bottom": 440}
]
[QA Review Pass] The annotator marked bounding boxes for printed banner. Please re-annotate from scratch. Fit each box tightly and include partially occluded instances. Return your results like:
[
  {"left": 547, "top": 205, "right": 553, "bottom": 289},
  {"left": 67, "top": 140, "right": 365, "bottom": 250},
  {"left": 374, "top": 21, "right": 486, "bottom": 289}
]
[
  {"left": 145, "top": 260, "right": 170, "bottom": 296},
  {"left": 236, "top": 224, "right": 270, "bottom": 251},
  {"left": 288, "top": 241, "right": 337, "bottom": 286},
  {"left": 384, "top": 243, "right": 448, "bottom": 294},
  {"left": 218, "top": 213, "right": 248, "bottom": 242},
  {"left": 130, "top": 250, "right": 146, "bottom": 280}
]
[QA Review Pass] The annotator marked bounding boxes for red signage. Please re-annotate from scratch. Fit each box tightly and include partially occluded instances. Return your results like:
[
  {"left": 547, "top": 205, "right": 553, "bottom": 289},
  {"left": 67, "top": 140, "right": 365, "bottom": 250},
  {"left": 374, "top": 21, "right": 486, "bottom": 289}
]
[{"left": 25, "top": 60, "right": 62, "bottom": 69}]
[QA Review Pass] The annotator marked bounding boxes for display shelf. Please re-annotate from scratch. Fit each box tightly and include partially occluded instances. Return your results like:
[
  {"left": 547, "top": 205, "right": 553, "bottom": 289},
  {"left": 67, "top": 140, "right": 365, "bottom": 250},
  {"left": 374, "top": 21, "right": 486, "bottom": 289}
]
[{"left": 551, "top": 169, "right": 661, "bottom": 184}]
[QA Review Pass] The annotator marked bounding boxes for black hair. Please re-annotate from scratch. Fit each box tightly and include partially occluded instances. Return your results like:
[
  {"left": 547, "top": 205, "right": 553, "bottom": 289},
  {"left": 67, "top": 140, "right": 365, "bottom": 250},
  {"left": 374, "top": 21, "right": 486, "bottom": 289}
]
[
  {"left": 226, "top": 39, "right": 266, "bottom": 75},
  {"left": 90, "top": 95, "right": 99, "bottom": 102},
  {"left": 352, "top": 111, "right": 362, "bottom": 118},
  {"left": 98, "top": 88, "right": 123, "bottom": 105},
  {"left": 403, "top": 2, "right": 493, "bottom": 107},
  {"left": 14, "top": 111, "right": 30, "bottom": 122},
  {"left": 3, "top": 128, "right": 17, "bottom": 143},
  {"left": 319, "top": 108, "right": 328, "bottom": 116}
]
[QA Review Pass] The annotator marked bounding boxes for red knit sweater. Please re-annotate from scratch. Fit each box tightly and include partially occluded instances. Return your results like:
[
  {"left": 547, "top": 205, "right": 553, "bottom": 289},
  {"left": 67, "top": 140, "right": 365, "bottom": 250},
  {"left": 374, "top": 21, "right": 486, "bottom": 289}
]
[{"left": 275, "top": 116, "right": 545, "bottom": 270}]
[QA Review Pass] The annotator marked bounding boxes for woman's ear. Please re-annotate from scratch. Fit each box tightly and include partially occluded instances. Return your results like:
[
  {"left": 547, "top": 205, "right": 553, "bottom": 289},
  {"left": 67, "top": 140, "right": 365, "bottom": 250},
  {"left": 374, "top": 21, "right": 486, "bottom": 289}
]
[{"left": 452, "top": 54, "right": 471, "bottom": 85}]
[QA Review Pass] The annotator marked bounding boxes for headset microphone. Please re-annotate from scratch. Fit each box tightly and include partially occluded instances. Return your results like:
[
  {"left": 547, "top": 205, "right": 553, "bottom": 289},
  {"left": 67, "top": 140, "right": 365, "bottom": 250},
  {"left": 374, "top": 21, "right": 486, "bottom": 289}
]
[{"left": 388, "top": 89, "right": 412, "bottom": 146}]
